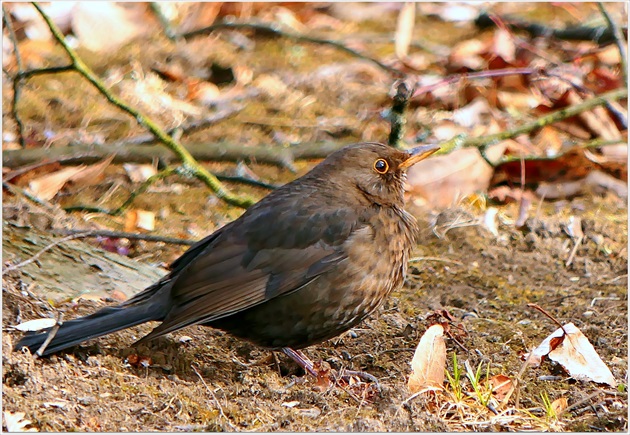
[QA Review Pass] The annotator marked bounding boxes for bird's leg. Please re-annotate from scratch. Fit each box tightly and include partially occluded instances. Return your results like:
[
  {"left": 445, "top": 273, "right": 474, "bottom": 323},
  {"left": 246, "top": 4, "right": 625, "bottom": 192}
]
[
  {"left": 282, "top": 347, "right": 380, "bottom": 389},
  {"left": 282, "top": 347, "right": 318, "bottom": 377}
]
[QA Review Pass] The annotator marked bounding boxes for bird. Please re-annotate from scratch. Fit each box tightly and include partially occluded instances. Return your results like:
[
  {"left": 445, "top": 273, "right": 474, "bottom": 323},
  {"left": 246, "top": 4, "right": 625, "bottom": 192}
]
[{"left": 14, "top": 142, "right": 439, "bottom": 380}]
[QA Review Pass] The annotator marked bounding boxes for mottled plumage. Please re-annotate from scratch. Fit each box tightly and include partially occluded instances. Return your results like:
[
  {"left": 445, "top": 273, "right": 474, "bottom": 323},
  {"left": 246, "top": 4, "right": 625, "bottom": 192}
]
[{"left": 15, "top": 142, "right": 438, "bottom": 357}]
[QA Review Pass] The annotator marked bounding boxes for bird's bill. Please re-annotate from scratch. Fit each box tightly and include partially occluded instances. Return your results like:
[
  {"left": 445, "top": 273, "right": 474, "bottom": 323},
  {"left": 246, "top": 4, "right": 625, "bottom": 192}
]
[{"left": 398, "top": 144, "right": 440, "bottom": 169}]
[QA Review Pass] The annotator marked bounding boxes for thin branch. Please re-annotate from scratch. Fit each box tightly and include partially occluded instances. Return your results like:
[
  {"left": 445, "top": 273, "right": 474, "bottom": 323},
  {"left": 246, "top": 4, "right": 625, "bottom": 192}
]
[
  {"left": 34, "top": 312, "right": 63, "bottom": 358},
  {"left": 52, "top": 229, "right": 196, "bottom": 246},
  {"left": 465, "top": 88, "right": 628, "bottom": 166},
  {"left": 3, "top": 5, "right": 26, "bottom": 148},
  {"left": 597, "top": 2, "right": 628, "bottom": 87},
  {"left": 31, "top": 2, "right": 255, "bottom": 209},
  {"left": 181, "top": 21, "right": 401, "bottom": 76}
]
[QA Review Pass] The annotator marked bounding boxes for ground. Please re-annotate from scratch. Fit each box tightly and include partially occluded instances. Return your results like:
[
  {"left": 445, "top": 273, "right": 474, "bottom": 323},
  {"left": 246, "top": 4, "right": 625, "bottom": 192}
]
[
  {"left": 3, "top": 191, "right": 627, "bottom": 432},
  {"left": 1, "top": 3, "right": 627, "bottom": 431}
]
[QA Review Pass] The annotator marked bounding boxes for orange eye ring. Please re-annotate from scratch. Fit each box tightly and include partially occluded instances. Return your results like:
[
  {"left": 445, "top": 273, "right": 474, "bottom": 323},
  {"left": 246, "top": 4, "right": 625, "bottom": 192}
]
[{"left": 373, "top": 158, "right": 389, "bottom": 174}]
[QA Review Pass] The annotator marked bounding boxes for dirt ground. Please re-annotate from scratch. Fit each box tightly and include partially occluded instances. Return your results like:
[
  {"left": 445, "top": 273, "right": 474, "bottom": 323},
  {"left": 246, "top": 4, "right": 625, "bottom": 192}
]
[
  {"left": 2, "top": 2, "right": 627, "bottom": 431},
  {"left": 2, "top": 191, "right": 627, "bottom": 432}
]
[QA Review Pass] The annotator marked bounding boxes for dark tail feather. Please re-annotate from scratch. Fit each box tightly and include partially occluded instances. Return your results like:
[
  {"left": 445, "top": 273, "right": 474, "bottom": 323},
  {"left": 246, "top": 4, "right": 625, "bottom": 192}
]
[{"left": 14, "top": 300, "right": 165, "bottom": 356}]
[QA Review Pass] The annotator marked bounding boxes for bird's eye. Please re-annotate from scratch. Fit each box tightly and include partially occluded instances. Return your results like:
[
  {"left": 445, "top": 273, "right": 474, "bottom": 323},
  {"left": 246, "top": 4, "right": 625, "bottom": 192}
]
[{"left": 373, "top": 158, "right": 389, "bottom": 174}]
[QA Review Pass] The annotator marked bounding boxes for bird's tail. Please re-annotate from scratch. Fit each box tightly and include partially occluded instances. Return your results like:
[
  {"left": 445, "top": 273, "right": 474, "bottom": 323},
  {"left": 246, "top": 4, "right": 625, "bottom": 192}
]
[{"left": 13, "top": 295, "right": 166, "bottom": 356}]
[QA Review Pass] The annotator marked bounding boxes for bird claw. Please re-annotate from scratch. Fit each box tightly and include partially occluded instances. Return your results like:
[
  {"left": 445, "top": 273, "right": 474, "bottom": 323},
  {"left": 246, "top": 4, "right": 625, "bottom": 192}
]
[{"left": 281, "top": 347, "right": 380, "bottom": 391}]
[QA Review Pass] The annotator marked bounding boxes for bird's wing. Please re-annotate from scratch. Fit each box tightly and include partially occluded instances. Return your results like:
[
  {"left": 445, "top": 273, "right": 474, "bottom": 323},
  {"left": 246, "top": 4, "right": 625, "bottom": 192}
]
[{"left": 141, "top": 199, "right": 364, "bottom": 340}]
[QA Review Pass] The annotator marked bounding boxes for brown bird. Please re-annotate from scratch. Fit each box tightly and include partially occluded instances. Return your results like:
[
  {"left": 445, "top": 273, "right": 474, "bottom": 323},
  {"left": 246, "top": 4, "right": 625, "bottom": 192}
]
[{"left": 15, "top": 142, "right": 438, "bottom": 379}]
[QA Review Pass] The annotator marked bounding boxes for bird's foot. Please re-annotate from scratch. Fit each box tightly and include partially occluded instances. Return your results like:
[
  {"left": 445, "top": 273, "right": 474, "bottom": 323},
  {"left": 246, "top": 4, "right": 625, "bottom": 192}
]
[{"left": 281, "top": 347, "right": 380, "bottom": 391}]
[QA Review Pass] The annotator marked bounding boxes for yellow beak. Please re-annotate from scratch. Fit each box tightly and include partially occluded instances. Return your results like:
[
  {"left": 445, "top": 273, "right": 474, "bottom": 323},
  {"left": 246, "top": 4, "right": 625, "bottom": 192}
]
[{"left": 398, "top": 144, "right": 440, "bottom": 169}]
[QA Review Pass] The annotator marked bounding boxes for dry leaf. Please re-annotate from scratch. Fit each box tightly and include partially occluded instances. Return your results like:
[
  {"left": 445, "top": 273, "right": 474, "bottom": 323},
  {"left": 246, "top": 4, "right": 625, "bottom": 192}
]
[
  {"left": 488, "top": 374, "right": 514, "bottom": 400},
  {"left": 551, "top": 397, "right": 569, "bottom": 416},
  {"left": 124, "top": 210, "right": 155, "bottom": 232},
  {"left": 4, "top": 411, "right": 37, "bottom": 432},
  {"left": 493, "top": 28, "right": 516, "bottom": 63},
  {"left": 528, "top": 322, "right": 617, "bottom": 387},
  {"left": 408, "top": 324, "right": 446, "bottom": 393},
  {"left": 27, "top": 165, "right": 86, "bottom": 201},
  {"left": 69, "top": 154, "right": 115, "bottom": 187},
  {"left": 11, "top": 318, "right": 56, "bottom": 332},
  {"left": 71, "top": 2, "right": 145, "bottom": 52},
  {"left": 406, "top": 141, "right": 508, "bottom": 208},
  {"left": 395, "top": 3, "right": 415, "bottom": 59}
]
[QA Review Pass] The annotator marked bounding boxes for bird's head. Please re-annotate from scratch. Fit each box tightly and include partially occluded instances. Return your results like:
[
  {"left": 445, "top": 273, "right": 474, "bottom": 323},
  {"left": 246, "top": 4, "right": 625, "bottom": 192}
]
[{"left": 314, "top": 142, "right": 440, "bottom": 207}]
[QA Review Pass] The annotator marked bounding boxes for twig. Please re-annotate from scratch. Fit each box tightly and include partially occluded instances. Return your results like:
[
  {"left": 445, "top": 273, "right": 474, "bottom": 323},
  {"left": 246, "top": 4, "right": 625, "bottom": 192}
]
[
  {"left": 597, "top": 2, "right": 628, "bottom": 86},
  {"left": 32, "top": 2, "right": 255, "bottom": 209},
  {"left": 62, "top": 164, "right": 277, "bottom": 216},
  {"left": 388, "top": 79, "right": 416, "bottom": 149},
  {"left": 512, "top": 345, "right": 538, "bottom": 409},
  {"left": 3, "top": 5, "right": 26, "bottom": 148},
  {"left": 181, "top": 21, "right": 401, "bottom": 75},
  {"left": 2, "top": 181, "right": 57, "bottom": 211},
  {"left": 3, "top": 140, "right": 299, "bottom": 170},
  {"left": 3, "top": 231, "right": 95, "bottom": 275},
  {"left": 475, "top": 12, "right": 620, "bottom": 44},
  {"left": 34, "top": 312, "right": 63, "bottom": 358},
  {"left": 526, "top": 303, "right": 566, "bottom": 334},
  {"left": 557, "top": 390, "right": 605, "bottom": 418},
  {"left": 52, "top": 229, "right": 196, "bottom": 246},
  {"left": 467, "top": 88, "right": 628, "bottom": 166},
  {"left": 565, "top": 234, "right": 584, "bottom": 267}
]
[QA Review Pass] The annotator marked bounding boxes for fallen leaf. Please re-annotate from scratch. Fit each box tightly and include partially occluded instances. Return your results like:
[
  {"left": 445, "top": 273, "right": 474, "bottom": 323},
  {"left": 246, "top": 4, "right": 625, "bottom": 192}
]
[
  {"left": 71, "top": 2, "right": 145, "bottom": 52},
  {"left": 408, "top": 324, "right": 446, "bottom": 393},
  {"left": 406, "top": 141, "right": 508, "bottom": 207},
  {"left": 395, "top": 2, "right": 415, "bottom": 60},
  {"left": 69, "top": 154, "right": 115, "bottom": 187},
  {"left": 528, "top": 322, "right": 617, "bottom": 387},
  {"left": 551, "top": 397, "right": 569, "bottom": 416},
  {"left": 488, "top": 374, "right": 514, "bottom": 400},
  {"left": 27, "top": 165, "right": 86, "bottom": 201},
  {"left": 4, "top": 411, "right": 37, "bottom": 432},
  {"left": 124, "top": 210, "right": 155, "bottom": 232},
  {"left": 493, "top": 28, "right": 516, "bottom": 63},
  {"left": 11, "top": 318, "right": 57, "bottom": 332}
]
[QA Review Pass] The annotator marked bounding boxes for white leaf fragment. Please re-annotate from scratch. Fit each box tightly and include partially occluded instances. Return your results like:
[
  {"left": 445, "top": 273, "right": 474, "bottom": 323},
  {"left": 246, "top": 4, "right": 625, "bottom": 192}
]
[{"left": 529, "top": 322, "right": 616, "bottom": 387}]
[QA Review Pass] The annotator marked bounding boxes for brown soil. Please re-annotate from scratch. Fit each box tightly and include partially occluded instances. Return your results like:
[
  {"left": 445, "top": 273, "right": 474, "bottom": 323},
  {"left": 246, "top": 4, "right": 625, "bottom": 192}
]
[{"left": 3, "top": 193, "right": 627, "bottom": 432}]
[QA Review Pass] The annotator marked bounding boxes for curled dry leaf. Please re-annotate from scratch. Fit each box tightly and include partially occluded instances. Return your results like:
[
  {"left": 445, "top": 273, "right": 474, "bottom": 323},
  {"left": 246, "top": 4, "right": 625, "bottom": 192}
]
[
  {"left": 27, "top": 165, "right": 86, "bottom": 201},
  {"left": 26, "top": 155, "right": 115, "bottom": 201},
  {"left": 408, "top": 324, "right": 446, "bottom": 393},
  {"left": 528, "top": 322, "right": 617, "bottom": 387}
]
